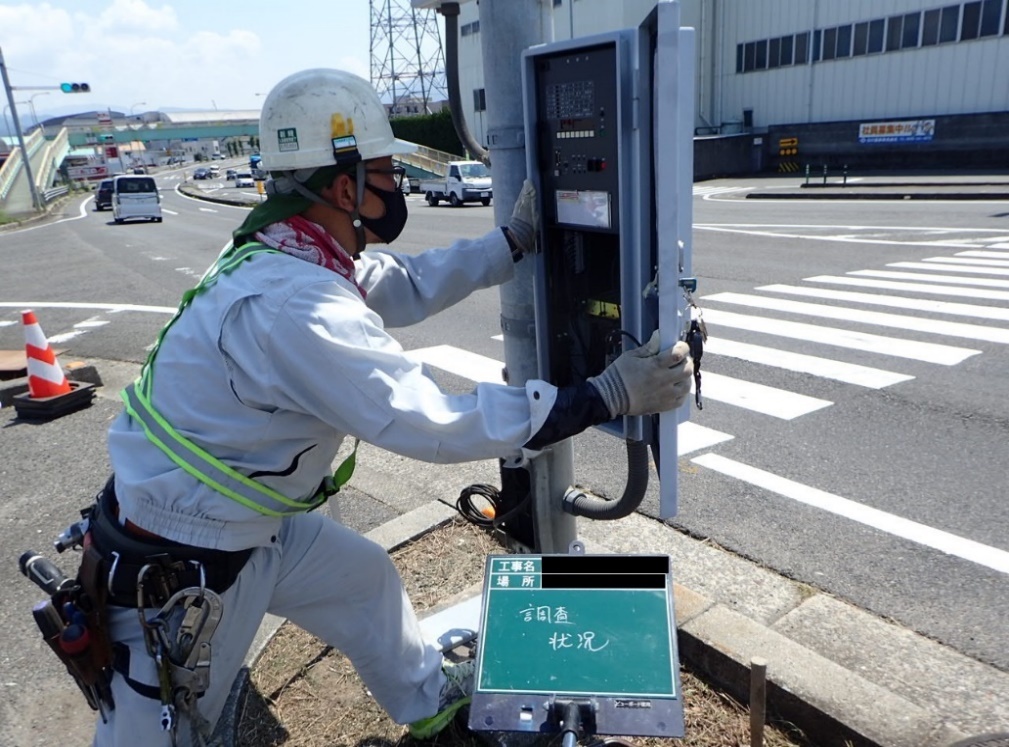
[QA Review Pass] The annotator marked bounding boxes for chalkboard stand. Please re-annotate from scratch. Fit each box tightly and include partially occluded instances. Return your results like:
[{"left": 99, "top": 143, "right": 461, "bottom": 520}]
[{"left": 468, "top": 553, "right": 685, "bottom": 740}]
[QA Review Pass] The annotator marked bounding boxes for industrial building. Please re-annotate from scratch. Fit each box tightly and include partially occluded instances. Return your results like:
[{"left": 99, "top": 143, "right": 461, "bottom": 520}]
[{"left": 455, "top": 0, "right": 1009, "bottom": 174}]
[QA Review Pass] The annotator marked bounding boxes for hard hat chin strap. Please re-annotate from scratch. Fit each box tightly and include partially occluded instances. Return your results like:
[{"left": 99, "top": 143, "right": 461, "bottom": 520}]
[
  {"left": 266, "top": 162, "right": 368, "bottom": 255},
  {"left": 351, "top": 161, "right": 367, "bottom": 256}
]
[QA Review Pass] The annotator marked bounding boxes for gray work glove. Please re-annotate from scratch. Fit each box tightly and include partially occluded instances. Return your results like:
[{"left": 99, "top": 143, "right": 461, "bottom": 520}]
[
  {"left": 505, "top": 179, "right": 538, "bottom": 256},
  {"left": 588, "top": 331, "right": 693, "bottom": 417}
]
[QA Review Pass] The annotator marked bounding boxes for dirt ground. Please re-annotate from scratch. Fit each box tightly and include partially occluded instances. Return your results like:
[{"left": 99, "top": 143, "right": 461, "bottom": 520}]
[{"left": 236, "top": 518, "right": 820, "bottom": 747}]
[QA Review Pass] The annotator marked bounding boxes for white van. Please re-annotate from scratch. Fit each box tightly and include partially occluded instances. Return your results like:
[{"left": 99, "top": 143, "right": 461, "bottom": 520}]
[{"left": 112, "top": 175, "right": 163, "bottom": 224}]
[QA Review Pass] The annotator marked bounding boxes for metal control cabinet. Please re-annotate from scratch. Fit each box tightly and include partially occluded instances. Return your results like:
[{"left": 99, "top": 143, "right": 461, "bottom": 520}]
[{"left": 522, "top": 1, "right": 694, "bottom": 517}]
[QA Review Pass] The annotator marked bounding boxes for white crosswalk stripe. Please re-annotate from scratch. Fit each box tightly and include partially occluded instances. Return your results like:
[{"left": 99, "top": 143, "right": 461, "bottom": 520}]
[
  {"left": 701, "top": 371, "right": 832, "bottom": 419},
  {"left": 851, "top": 269, "right": 1009, "bottom": 289},
  {"left": 887, "top": 261, "right": 1009, "bottom": 277},
  {"left": 701, "top": 307, "right": 979, "bottom": 363},
  {"left": 704, "top": 337, "right": 912, "bottom": 388},
  {"left": 922, "top": 256, "right": 1009, "bottom": 267},
  {"left": 954, "top": 250, "right": 1009, "bottom": 259},
  {"left": 805, "top": 275, "right": 1009, "bottom": 301},
  {"left": 704, "top": 291, "right": 1009, "bottom": 344},
  {"left": 756, "top": 284, "right": 1009, "bottom": 322}
]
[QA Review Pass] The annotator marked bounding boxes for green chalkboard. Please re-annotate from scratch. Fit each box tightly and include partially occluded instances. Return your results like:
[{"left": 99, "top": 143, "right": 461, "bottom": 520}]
[{"left": 475, "top": 554, "right": 677, "bottom": 699}]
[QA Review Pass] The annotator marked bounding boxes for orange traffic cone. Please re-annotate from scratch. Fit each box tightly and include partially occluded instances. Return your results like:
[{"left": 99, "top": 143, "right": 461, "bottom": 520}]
[{"left": 22, "top": 309, "right": 72, "bottom": 398}]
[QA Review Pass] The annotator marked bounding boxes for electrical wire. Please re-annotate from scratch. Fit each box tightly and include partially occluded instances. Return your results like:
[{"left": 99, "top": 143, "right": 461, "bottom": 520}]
[{"left": 455, "top": 483, "right": 533, "bottom": 534}]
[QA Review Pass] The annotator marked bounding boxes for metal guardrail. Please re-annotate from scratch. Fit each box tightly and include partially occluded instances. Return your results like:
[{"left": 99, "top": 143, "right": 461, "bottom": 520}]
[{"left": 43, "top": 186, "right": 68, "bottom": 202}]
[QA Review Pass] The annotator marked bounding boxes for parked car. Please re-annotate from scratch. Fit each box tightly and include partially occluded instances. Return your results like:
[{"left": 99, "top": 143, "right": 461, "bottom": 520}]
[
  {"left": 192, "top": 167, "right": 211, "bottom": 180},
  {"left": 234, "top": 172, "right": 256, "bottom": 188},
  {"left": 95, "top": 179, "right": 114, "bottom": 210},
  {"left": 225, "top": 169, "right": 237, "bottom": 180},
  {"left": 111, "top": 174, "right": 162, "bottom": 224}
]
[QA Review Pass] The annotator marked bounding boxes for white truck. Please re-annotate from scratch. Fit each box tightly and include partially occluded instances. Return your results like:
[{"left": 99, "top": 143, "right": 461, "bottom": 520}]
[{"left": 419, "top": 160, "right": 492, "bottom": 207}]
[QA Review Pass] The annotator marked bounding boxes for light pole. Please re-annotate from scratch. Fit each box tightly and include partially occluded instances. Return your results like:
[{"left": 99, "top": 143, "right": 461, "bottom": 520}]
[
  {"left": 0, "top": 46, "right": 41, "bottom": 210},
  {"left": 27, "top": 92, "right": 49, "bottom": 132},
  {"left": 130, "top": 101, "right": 146, "bottom": 117}
]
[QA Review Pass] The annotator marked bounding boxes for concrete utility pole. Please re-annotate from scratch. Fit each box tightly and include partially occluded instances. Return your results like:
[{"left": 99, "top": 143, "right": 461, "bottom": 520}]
[
  {"left": 0, "top": 46, "right": 43, "bottom": 212},
  {"left": 480, "top": 0, "right": 577, "bottom": 553}
]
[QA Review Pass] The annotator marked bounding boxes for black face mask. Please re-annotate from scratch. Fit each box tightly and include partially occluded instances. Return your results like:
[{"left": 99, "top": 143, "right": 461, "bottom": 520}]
[{"left": 359, "top": 182, "right": 408, "bottom": 244}]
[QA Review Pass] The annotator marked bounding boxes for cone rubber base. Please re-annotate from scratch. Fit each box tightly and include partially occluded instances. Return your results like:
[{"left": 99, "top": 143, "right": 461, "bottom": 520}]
[{"left": 12, "top": 380, "right": 96, "bottom": 421}]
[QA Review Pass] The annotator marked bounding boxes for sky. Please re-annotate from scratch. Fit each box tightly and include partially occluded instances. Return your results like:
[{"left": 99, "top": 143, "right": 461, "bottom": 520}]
[{"left": 0, "top": 0, "right": 383, "bottom": 122}]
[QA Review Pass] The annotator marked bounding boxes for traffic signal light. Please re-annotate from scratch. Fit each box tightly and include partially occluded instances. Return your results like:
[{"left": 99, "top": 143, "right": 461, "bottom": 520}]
[{"left": 60, "top": 83, "right": 91, "bottom": 94}]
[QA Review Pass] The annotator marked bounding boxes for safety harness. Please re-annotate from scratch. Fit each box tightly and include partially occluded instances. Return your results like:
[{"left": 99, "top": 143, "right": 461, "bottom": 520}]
[
  {"left": 113, "top": 241, "right": 358, "bottom": 744},
  {"left": 122, "top": 241, "right": 359, "bottom": 516}
]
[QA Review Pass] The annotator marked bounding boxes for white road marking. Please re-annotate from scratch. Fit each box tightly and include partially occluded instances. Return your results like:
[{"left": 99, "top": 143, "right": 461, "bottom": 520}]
[
  {"left": 704, "top": 292, "right": 1009, "bottom": 344},
  {"left": 5, "top": 197, "right": 91, "bottom": 234},
  {"left": 694, "top": 224, "right": 1009, "bottom": 249},
  {"left": 701, "top": 372, "right": 832, "bottom": 419},
  {"left": 924, "top": 256, "right": 1009, "bottom": 267},
  {"left": 806, "top": 275, "right": 1009, "bottom": 301},
  {"left": 678, "top": 422, "right": 733, "bottom": 454},
  {"left": 850, "top": 269, "right": 1009, "bottom": 289},
  {"left": 410, "top": 343, "right": 736, "bottom": 448},
  {"left": 407, "top": 345, "right": 505, "bottom": 384},
  {"left": 692, "top": 454, "right": 1009, "bottom": 575},
  {"left": 0, "top": 302, "right": 176, "bottom": 314},
  {"left": 0, "top": 320, "right": 16, "bottom": 328},
  {"left": 162, "top": 209, "right": 179, "bottom": 216},
  {"left": 701, "top": 307, "right": 979, "bottom": 363},
  {"left": 955, "top": 250, "right": 1009, "bottom": 258},
  {"left": 887, "top": 262, "right": 1009, "bottom": 277},
  {"left": 758, "top": 283, "right": 1009, "bottom": 322},
  {"left": 491, "top": 334, "right": 504, "bottom": 341},
  {"left": 705, "top": 337, "right": 912, "bottom": 388},
  {"left": 198, "top": 207, "right": 218, "bottom": 213}
]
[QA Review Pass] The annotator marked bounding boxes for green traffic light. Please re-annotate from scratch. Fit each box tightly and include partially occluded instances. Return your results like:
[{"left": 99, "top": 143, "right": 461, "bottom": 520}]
[{"left": 60, "top": 82, "right": 90, "bottom": 93}]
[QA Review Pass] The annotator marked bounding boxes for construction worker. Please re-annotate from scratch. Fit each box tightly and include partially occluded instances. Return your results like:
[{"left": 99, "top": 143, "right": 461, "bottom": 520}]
[{"left": 90, "top": 68, "right": 693, "bottom": 745}]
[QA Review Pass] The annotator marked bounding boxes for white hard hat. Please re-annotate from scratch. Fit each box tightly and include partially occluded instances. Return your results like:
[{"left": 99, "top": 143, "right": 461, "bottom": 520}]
[{"left": 259, "top": 68, "right": 416, "bottom": 172}]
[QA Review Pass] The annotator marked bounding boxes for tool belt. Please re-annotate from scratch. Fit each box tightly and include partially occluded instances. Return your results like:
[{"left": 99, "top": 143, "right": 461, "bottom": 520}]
[{"left": 89, "top": 477, "right": 253, "bottom": 608}]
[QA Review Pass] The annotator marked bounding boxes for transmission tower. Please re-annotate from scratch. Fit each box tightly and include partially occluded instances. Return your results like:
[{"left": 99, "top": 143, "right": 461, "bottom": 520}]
[{"left": 370, "top": 0, "right": 448, "bottom": 115}]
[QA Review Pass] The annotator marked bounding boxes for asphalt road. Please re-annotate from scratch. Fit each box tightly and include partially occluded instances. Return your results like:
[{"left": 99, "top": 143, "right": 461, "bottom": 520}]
[{"left": 0, "top": 172, "right": 1007, "bottom": 744}]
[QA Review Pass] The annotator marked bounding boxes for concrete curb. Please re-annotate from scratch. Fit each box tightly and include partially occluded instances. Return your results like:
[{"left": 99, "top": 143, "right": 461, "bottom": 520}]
[
  {"left": 747, "top": 191, "right": 1009, "bottom": 200},
  {"left": 213, "top": 501, "right": 1009, "bottom": 747}
]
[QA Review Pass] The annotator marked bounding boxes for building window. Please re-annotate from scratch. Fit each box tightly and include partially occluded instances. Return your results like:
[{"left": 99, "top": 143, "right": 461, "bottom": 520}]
[
  {"left": 921, "top": 9, "right": 941, "bottom": 45},
  {"left": 961, "top": 1, "right": 981, "bottom": 39},
  {"left": 780, "top": 34, "right": 794, "bottom": 65},
  {"left": 901, "top": 11, "right": 921, "bottom": 48},
  {"left": 853, "top": 21, "right": 869, "bottom": 55},
  {"left": 822, "top": 27, "right": 837, "bottom": 59},
  {"left": 979, "top": 0, "right": 1002, "bottom": 36},
  {"left": 755, "top": 39, "right": 767, "bottom": 68},
  {"left": 836, "top": 24, "right": 852, "bottom": 57},
  {"left": 744, "top": 41, "right": 756, "bottom": 71},
  {"left": 812, "top": 29, "right": 822, "bottom": 60},
  {"left": 461, "top": 22, "right": 472, "bottom": 36},
  {"left": 768, "top": 36, "right": 781, "bottom": 68},
  {"left": 939, "top": 4, "right": 960, "bottom": 42},
  {"left": 794, "top": 31, "right": 809, "bottom": 63},
  {"left": 868, "top": 18, "right": 885, "bottom": 52},
  {"left": 886, "top": 15, "right": 903, "bottom": 51},
  {"left": 553, "top": 0, "right": 563, "bottom": 6},
  {"left": 473, "top": 88, "right": 486, "bottom": 112},
  {"left": 736, "top": 44, "right": 744, "bottom": 73}
]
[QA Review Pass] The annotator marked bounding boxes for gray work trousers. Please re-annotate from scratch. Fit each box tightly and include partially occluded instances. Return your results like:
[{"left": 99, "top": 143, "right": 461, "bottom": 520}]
[{"left": 92, "top": 511, "right": 444, "bottom": 746}]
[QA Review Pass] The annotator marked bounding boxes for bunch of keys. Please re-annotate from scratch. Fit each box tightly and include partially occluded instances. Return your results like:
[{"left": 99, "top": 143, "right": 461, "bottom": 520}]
[{"left": 684, "top": 303, "right": 706, "bottom": 410}]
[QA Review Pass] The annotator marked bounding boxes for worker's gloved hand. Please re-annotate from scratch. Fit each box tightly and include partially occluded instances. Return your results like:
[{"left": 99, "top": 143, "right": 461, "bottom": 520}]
[
  {"left": 505, "top": 179, "right": 538, "bottom": 257},
  {"left": 588, "top": 331, "right": 693, "bottom": 417}
]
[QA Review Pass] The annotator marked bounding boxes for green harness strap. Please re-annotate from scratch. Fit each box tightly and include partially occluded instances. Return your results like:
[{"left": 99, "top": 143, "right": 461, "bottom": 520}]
[{"left": 121, "top": 242, "right": 358, "bottom": 518}]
